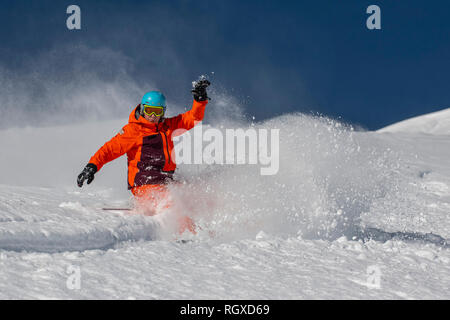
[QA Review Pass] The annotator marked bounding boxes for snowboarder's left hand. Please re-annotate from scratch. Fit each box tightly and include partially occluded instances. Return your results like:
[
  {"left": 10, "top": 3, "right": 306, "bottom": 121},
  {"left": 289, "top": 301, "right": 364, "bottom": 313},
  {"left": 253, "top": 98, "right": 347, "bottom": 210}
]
[
  {"left": 77, "top": 163, "right": 97, "bottom": 187},
  {"left": 191, "top": 79, "right": 211, "bottom": 102}
]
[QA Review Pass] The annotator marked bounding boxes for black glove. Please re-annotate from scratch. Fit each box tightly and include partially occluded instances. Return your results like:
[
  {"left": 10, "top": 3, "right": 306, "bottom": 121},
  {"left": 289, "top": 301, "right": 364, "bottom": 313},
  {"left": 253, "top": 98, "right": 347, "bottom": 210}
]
[
  {"left": 77, "top": 163, "right": 97, "bottom": 187},
  {"left": 191, "top": 79, "right": 211, "bottom": 102}
]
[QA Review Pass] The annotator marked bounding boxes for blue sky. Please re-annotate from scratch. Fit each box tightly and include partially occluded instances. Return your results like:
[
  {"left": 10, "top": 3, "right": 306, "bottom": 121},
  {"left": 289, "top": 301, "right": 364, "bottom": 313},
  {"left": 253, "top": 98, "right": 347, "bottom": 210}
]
[{"left": 0, "top": 0, "right": 449, "bottom": 129}]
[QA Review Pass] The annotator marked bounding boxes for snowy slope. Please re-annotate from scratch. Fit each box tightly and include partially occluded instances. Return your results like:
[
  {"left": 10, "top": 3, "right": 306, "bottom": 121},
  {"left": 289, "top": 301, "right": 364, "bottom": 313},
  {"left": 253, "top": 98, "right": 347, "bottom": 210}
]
[
  {"left": 378, "top": 108, "right": 450, "bottom": 135},
  {"left": 0, "top": 111, "right": 449, "bottom": 299}
]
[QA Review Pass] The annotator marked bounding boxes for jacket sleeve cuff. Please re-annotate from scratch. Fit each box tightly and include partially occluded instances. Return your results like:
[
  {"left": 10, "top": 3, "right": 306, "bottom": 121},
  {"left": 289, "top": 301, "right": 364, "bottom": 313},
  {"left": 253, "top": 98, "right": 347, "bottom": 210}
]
[{"left": 88, "top": 159, "right": 101, "bottom": 172}]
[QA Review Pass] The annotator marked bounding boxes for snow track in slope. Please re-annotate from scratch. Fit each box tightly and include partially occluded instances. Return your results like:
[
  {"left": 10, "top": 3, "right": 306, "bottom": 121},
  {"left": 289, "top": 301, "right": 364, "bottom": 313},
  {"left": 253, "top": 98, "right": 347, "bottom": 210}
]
[{"left": 0, "top": 186, "right": 160, "bottom": 253}]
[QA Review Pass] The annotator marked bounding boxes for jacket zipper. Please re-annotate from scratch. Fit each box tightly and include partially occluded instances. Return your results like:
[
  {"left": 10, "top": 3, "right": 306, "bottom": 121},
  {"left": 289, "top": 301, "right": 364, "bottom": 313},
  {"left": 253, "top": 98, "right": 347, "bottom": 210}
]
[{"left": 162, "top": 132, "right": 171, "bottom": 166}]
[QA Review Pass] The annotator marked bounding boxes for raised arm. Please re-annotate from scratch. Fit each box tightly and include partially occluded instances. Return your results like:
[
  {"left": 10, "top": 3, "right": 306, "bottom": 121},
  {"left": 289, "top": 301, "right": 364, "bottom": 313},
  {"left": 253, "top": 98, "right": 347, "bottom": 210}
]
[
  {"left": 163, "top": 79, "right": 210, "bottom": 135},
  {"left": 164, "top": 99, "right": 208, "bottom": 133}
]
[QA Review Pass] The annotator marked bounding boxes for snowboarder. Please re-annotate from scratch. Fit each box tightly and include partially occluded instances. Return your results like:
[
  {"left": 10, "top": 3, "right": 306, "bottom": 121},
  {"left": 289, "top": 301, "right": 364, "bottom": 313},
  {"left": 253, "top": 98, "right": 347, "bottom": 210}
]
[{"left": 77, "top": 79, "right": 211, "bottom": 234}]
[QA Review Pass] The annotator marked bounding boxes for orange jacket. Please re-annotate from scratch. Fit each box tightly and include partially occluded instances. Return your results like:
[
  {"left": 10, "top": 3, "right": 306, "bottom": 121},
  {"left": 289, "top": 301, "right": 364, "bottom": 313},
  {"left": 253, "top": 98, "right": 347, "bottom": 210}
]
[{"left": 89, "top": 99, "right": 207, "bottom": 189}]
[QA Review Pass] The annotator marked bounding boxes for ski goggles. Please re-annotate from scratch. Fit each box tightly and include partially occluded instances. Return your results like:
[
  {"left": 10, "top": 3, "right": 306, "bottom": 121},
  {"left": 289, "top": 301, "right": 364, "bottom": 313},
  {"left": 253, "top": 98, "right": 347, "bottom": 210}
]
[{"left": 142, "top": 104, "right": 165, "bottom": 117}]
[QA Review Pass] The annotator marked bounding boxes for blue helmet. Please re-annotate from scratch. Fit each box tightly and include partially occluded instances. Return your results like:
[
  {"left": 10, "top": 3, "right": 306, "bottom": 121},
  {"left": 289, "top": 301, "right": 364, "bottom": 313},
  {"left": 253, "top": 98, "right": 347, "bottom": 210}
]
[{"left": 140, "top": 91, "right": 166, "bottom": 115}]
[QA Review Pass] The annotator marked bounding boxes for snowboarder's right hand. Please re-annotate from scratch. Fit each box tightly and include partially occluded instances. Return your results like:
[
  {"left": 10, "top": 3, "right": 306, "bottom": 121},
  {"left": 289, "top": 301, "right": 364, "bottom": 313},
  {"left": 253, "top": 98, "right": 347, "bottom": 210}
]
[{"left": 77, "top": 163, "right": 97, "bottom": 187}]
